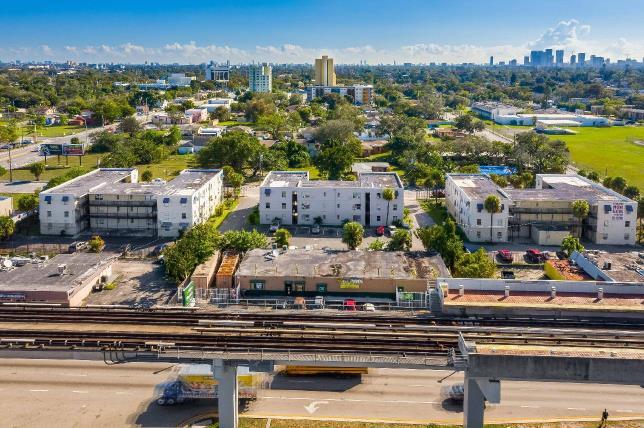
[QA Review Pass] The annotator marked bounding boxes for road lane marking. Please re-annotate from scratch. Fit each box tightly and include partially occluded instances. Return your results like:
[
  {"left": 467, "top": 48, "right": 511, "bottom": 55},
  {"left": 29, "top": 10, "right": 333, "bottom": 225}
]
[
  {"left": 115, "top": 391, "right": 132, "bottom": 395},
  {"left": 72, "top": 390, "right": 89, "bottom": 394},
  {"left": 304, "top": 401, "right": 329, "bottom": 414},
  {"left": 520, "top": 405, "right": 540, "bottom": 408},
  {"left": 29, "top": 389, "right": 48, "bottom": 392},
  {"left": 616, "top": 409, "right": 634, "bottom": 413},
  {"left": 261, "top": 396, "right": 436, "bottom": 405},
  {"left": 567, "top": 407, "right": 586, "bottom": 411}
]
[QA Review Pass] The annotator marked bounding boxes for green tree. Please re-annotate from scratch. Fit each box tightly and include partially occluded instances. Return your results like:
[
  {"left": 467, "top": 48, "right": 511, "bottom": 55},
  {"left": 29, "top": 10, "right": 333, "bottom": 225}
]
[
  {"left": 163, "top": 223, "right": 221, "bottom": 282},
  {"left": 216, "top": 229, "right": 268, "bottom": 252},
  {"left": 368, "top": 239, "right": 385, "bottom": 251},
  {"left": 119, "top": 116, "right": 141, "bottom": 134},
  {"left": 454, "top": 114, "right": 484, "bottom": 134},
  {"left": 586, "top": 171, "right": 600, "bottom": 182},
  {"left": 624, "top": 186, "right": 640, "bottom": 200},
  {"left": 387, "top": 229, "right": 412, "bottom": 251},
  {"left": 382, "top": 188, "right": 395, "bottom": 225},
  {"left": 0, "top": 166, "right": 7, "bottom": 177},
  {"left": 226, "top": 171, "right": 245, "bottom": 195},
  {"left": 454, "top": 248, "right": 496, "bottom": 278},
  {"left": 16, "top": 193, "right": 38, "bottom": 211},
  {"left": 257, "top": 112, "right": 288, "bottom": 139},
  {"left": 561, "top": 235, "right": 584, "bottom": 257},
  {"left": 88, "top": 235, "right": 105, "bottom": 252},
  {"left": 512, "top": 132, "right": 569, "bottom": 174},
  {"left": 0, "top": 216, "right": 15, "bottom": 240},
  {"left": 274, "top": 228, "right": 291, "bottom": 247},
  {"left": 415, "top": 218, "right": 463, "bottom": 271},
  {"left": 197, "top": 131, "right": 265, "bottom": 174},
  {"left": 423, "top": 169, "right": 445, "bottom": 205},
  {"left": 484, "top": 194, "right": 501, "bottom": 242},
  {"left": 141, "top": 170, "right": 153, "bottom": 182},
  {"left": 314, "top": 138, "right": 360, "bottom": 180},
  {"left": 271, "top": 140, "right": 310, "bottom": 168},
  {"left": 571, "top": 199, "right": 590, "bottom": 238},
  {"left": 342, "top": 221, "right": 364, "bottom": 250},
  {"left": 610, "top": 176, "right": 627, "bottom": 194},
  {"left": 28, "top": 162, "right": 45, "bottom": 181},
  {"left": 0, "top": 123, "right": 18, "bottom": 146},
  {"left": 210, "top": 106, "right": 230, "bottom": 122},
  {"left": 314, "top": 120, "right": 357, "bottom": 146}
]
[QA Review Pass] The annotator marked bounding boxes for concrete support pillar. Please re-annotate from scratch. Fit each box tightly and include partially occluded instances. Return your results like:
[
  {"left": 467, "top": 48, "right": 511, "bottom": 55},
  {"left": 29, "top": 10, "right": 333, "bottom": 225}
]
[
  {"left": 463, "top": 375, "right": 485, "bottom": 428},
  {"left": 213, "top": 360, "right": 238, "bottom": 428}
]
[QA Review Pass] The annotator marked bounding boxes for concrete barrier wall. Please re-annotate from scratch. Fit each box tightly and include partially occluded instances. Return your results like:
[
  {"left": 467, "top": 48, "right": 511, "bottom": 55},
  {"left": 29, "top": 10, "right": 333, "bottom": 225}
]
[{"left": 437, "top": 277, "right": 644, "bottom": 295}]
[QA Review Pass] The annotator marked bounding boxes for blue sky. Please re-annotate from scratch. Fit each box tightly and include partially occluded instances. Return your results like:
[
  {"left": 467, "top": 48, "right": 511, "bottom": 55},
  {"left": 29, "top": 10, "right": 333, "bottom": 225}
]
[{"left": 1, "top": 0, "right": 643, "bottom": 63}]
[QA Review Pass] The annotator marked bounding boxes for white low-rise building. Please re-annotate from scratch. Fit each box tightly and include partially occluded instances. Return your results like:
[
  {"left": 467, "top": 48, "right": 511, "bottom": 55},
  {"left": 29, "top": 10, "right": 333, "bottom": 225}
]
[
  {"left": 306, "top": 85, "right": 373, "bottom": 105},
  {"left": 445, "top": 173, "right": 637, "bottom": 245},
  {"left": 40, "top": 168, "right": 223, "bottom": 238},
  {"left": 259, "top": 171, "right": 404, "bottom": 227},
  {"left": 494, "top": 112, "right": 609, "bottom": 127}
]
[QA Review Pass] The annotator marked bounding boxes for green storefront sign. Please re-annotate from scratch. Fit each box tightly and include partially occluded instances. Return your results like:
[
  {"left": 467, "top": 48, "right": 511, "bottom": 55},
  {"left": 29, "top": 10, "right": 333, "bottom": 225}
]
[{"left": 182, "top": 281, "right": 196, "bottom": 307}]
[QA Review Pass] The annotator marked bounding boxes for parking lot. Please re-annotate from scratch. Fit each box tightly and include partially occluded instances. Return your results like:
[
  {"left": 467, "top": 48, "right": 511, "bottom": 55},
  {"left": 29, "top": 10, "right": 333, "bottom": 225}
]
[{"left": 84, "top": 259, "right": 176, "bottom": 306}]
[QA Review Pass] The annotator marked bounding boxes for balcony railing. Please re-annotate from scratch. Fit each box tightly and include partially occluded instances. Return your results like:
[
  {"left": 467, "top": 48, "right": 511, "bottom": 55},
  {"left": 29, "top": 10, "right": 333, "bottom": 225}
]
[
  {"left": 89, "top": 200, "right": 157, "bottom": 207},
  {"left": 89, "top": 212, "right": 157, "bottom": 219}
]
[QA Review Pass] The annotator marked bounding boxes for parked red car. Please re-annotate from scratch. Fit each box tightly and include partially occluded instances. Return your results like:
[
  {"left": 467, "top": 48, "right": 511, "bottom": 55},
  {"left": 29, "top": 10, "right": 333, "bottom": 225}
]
[
  {"left": 375, "top": 226, "right": 385, "bottom": 236},
  {"left": 525, "top": 249, "right": 544, "bottom": 263},
  {"left": 497, "top": 249, "right": 513, "bottom": 263},
  {"left": 343, "top": 299, "right": 357, "bottom": 311}
]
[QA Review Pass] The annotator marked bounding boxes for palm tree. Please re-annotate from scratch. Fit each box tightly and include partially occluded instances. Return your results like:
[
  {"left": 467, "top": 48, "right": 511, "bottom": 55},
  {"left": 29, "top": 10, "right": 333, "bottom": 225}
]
[
  {"left": 484, "top": 195, "right": 501, "bottom": 243},
  {"left": 571, "top": 199, "right": 590, "bottom": 239},
  {"left": 382, "top": 188, "right": 395, "bottom": 225}
]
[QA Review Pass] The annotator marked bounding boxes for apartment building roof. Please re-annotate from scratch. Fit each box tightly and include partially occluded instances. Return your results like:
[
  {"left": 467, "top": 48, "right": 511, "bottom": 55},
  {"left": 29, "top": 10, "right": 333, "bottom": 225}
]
[
  {"left": 87, "top": 169, "right": 221, "bottom": 198},
  {"left": 41, "top": 168, "right": 135, "bottom": 198},
  {"left": 537, "top": 174, "right": 634, "bottom": 203},
  {"left": 237, "top": 249, "right": 450, "bottom": 281},
  {"left": 262, "top": 171, "right": 403, "bottom": 190},
  {"left": 447, "top": 174, "right": 511, "bottom": 201}
]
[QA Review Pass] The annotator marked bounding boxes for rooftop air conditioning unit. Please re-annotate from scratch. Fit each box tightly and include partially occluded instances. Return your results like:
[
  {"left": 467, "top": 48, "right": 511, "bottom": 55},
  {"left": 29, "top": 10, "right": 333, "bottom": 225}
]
[{"left": 58, "top": 264, "right": 68, "bottom": 275}]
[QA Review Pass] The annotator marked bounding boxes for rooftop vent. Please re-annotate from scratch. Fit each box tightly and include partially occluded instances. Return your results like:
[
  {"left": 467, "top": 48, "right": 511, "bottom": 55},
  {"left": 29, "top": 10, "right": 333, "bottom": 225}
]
[{"left": 58, "top": 264, "right": 68, "bottom": 275}]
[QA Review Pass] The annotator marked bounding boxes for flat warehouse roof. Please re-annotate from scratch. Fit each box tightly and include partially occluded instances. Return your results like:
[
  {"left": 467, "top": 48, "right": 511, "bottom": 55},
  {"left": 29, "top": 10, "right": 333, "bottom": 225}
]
[
  {"left": 448, "top": 174, "right": 510, "bottom": 200},
  {"left": 0, "top": 253, "right": 116, "bottom": 293},
  {"left": 237, "top": 249, "right": 449, "bottom": 280}
]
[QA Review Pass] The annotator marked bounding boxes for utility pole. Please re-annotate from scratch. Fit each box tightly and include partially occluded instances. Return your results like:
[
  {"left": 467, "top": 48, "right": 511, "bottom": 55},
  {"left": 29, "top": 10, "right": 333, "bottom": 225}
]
[{"left": 8, "top": 145, "right": 13, "bottom": 183}]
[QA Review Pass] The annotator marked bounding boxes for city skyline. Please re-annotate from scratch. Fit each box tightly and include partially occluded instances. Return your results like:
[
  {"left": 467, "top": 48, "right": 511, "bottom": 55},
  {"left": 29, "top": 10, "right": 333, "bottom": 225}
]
[{"left": 1, "top": 1, "right": 643, "bottom": 64}]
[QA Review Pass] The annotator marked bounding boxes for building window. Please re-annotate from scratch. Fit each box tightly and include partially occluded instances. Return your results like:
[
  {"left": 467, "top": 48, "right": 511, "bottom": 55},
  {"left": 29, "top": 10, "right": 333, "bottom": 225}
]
[
  {"left": 281, "top": 191, "right": 286, "bottom": 198},
  {"left": 353, "top": 215, "right": 361, "bottom": 221},
  {"left": 163, "top": 197, "right": 170, "bottom": 206},
  {"left": 281, "top": 203, "right": 287, "bottom": 210},
  {"left": 625, "top": 221, "right": 630, "bottom": 227},
  {"left": 130, "top": 219, "right": 135, "bottom": 224},
  {"left": 393, "top": 204, "right": 398, "bottom": 211},
  {"left": 497, "top": 231, "right": 502, "bottom": 239},
  {"left": 393, "top": 215, "right": 398, "bottom": 221},
  {"left": 476, "top": 219, "right": 482, "bottom": 226},
  {"left": 316, "top": 283, "right": 327, "bottom": 293},
  {"left": 376, "top": 216, "right": 381, "bottom": 222},
  {"left": 265, "top": 202, "right": 270, "bottom": 209},
  {"left": 497, "top": 219, "right": 503, "bottom": 226},
  {"left": 182, "top": 213, "right": 187, "bottom": 219},
  {"left": 250, "top": 280, "right": 265, "bottom": 290},
  {"left": 353, "top": 204, "right": 361, "bottom": 210},
  {"left": 603, "top": 233, "right": 608, "bottom": 240},
  {"left": 376, "top": 193, "right": 381, "bottom": 198},
  {"left": 625, "top": 233, "right": 630, "bottom": 240},
  {"left": 352, "top": 192, "right": 360, "bottom": 199},
  {"left": 94, "top": 195, "right": 102, "bottom": 201},
  {"left": 47, "top": 211, "right": 52, "bottom": 217},
  {"left": 294, "top": 282, "right": 305, "bottom": 292},
  {"left": 477, "top": 231, "right": 481, "bottom": 238},
  {"left": 64, "top": 211, "right": 69, "bottom": 218}
]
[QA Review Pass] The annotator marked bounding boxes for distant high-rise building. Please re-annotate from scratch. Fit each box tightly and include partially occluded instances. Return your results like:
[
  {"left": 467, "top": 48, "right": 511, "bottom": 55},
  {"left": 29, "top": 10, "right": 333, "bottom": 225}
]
[
  {"left": 205, "top": 61, "right": 230, "bottom": 82},
  {"left": 489, "top": 56, "right": 494, "bottom": 66},
  {"left": 523, "top": 56, "right": 530, "bottom": 66},
  {"left": 545, "top": 49, "right": 554, "bottom": 65},
  {"left": 509, "top": 59, "right": 517, "bottom": 66},
  {"left": 578, "top": 53, "right": 586, "bottom": 66},
  {"left": 249, "top": 63, "right": 272, "bottom": 93},
  {"left": 555, "top": 49, "right": 564, "bottom": 65},
  {"left": 314, "top": 55, "right": 336, "bottom": 86},
  {"left": 570, "top": 54, "right": 577, "bottom": 65}
]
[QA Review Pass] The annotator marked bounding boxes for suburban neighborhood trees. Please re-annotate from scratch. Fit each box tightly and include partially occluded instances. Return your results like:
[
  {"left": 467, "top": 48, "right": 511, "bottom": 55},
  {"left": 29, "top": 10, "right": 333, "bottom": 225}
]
[
  {"left": 387, "top": 229, "right": 412, "bottom": 251},
  {"left": 0, "top": 216, "right": 15, "bottom": 240},
  {"left": 342, "top": 222, "right": 364, "bottom": 250},
  {"left": 314, "top": 138, "right": 361, "bottom": 180},
  {"left": 454, "top": 248, "right": 496, "bottom": 278},
  {"left": 16, "top": 194, "right": 38, "bottom": 211}
]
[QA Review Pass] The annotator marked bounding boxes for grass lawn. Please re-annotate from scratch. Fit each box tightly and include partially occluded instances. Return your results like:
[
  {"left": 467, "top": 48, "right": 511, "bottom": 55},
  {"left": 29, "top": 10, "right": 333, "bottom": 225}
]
[
  {"left": 553, "top": 126, "right": 644, "bottom": 189},
  {"left": 2, "top": 153, "right": 197, "bottom": 184},
  {"left": 218, "top": 121, "right": 256, "bottom": 127},
  {"left": 208, "top": 198, "right": 240, "bottom": 229},
  {"left": 18, "top": 124, "right": 85, "bottom": 139}
]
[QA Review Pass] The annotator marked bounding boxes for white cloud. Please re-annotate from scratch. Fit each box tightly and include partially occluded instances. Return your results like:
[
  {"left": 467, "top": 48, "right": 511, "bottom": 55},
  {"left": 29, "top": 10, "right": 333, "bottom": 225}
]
[{"left": 4, "top": 20, "right": 643, "bottom": 64}]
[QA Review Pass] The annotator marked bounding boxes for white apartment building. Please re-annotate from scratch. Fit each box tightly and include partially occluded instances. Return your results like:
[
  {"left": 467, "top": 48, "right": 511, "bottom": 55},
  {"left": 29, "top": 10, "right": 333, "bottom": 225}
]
[
  {"left": 205, "top": 62, "right": 230, "bottom": 82},
  {"left": 445, "top": 173, "right": 638, "bottom": 245},
  {"left": 249, "top": 63, "right": 272, "bottom": 93},
  {"left": 306, "top": 85, "right": 373, "bottom": 105},
  {"left": 40, "top": 169, "right": 223, "bottom": 238},
  {"left": 445, "top": 174, "right": 511, "bottom": 243},
  {"left": 259, "top": 171, "right": 404, "bottom": 227},
  {"left": 167, "top": 73, "right": 196, "bottom": 87}
]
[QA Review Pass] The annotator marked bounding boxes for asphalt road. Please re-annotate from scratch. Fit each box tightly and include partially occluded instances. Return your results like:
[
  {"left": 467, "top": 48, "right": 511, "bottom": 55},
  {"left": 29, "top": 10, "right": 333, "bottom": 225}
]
[{"left": 1, "top": 359, "right": 643, "bottom": 427}]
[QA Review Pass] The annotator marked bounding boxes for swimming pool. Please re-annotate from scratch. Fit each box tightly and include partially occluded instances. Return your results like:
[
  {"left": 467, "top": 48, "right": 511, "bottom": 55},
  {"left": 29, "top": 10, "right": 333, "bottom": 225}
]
[{"left": 479, "top": 165, "right": 517, "bottom": 176}]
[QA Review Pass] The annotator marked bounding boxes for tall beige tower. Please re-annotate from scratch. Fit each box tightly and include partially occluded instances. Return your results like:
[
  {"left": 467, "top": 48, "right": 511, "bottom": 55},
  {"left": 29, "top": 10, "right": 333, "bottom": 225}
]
[{"left": 314, "top": 55, "right": 336, "bottom": 86}]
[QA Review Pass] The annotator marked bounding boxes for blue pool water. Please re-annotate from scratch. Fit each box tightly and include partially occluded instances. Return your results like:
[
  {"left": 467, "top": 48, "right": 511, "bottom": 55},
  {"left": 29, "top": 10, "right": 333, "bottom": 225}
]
[{"left": 479, "top": 165, "right": 517, "bottom": 176}]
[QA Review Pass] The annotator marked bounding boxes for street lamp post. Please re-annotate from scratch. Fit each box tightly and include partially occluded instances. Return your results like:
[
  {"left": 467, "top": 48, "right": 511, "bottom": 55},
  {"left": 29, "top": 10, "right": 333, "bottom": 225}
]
[{"left": 8, "top": 145, "right": 13, "bottom": 183}]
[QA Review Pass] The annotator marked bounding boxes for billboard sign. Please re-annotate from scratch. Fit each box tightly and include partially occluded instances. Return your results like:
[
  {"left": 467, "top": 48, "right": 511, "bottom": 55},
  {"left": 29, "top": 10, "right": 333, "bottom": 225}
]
[
  {"left": 182, "top": 281, "right": 196, "bottom": 307},
  {"left": 40, "top": 143, "right": 64, "bottom": 156},
  {"left": 62, "top": 143, "right": 85, "bottom": 156},
  {"left": 612, "top": 202, "right": 624, "bottom": 221}
]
